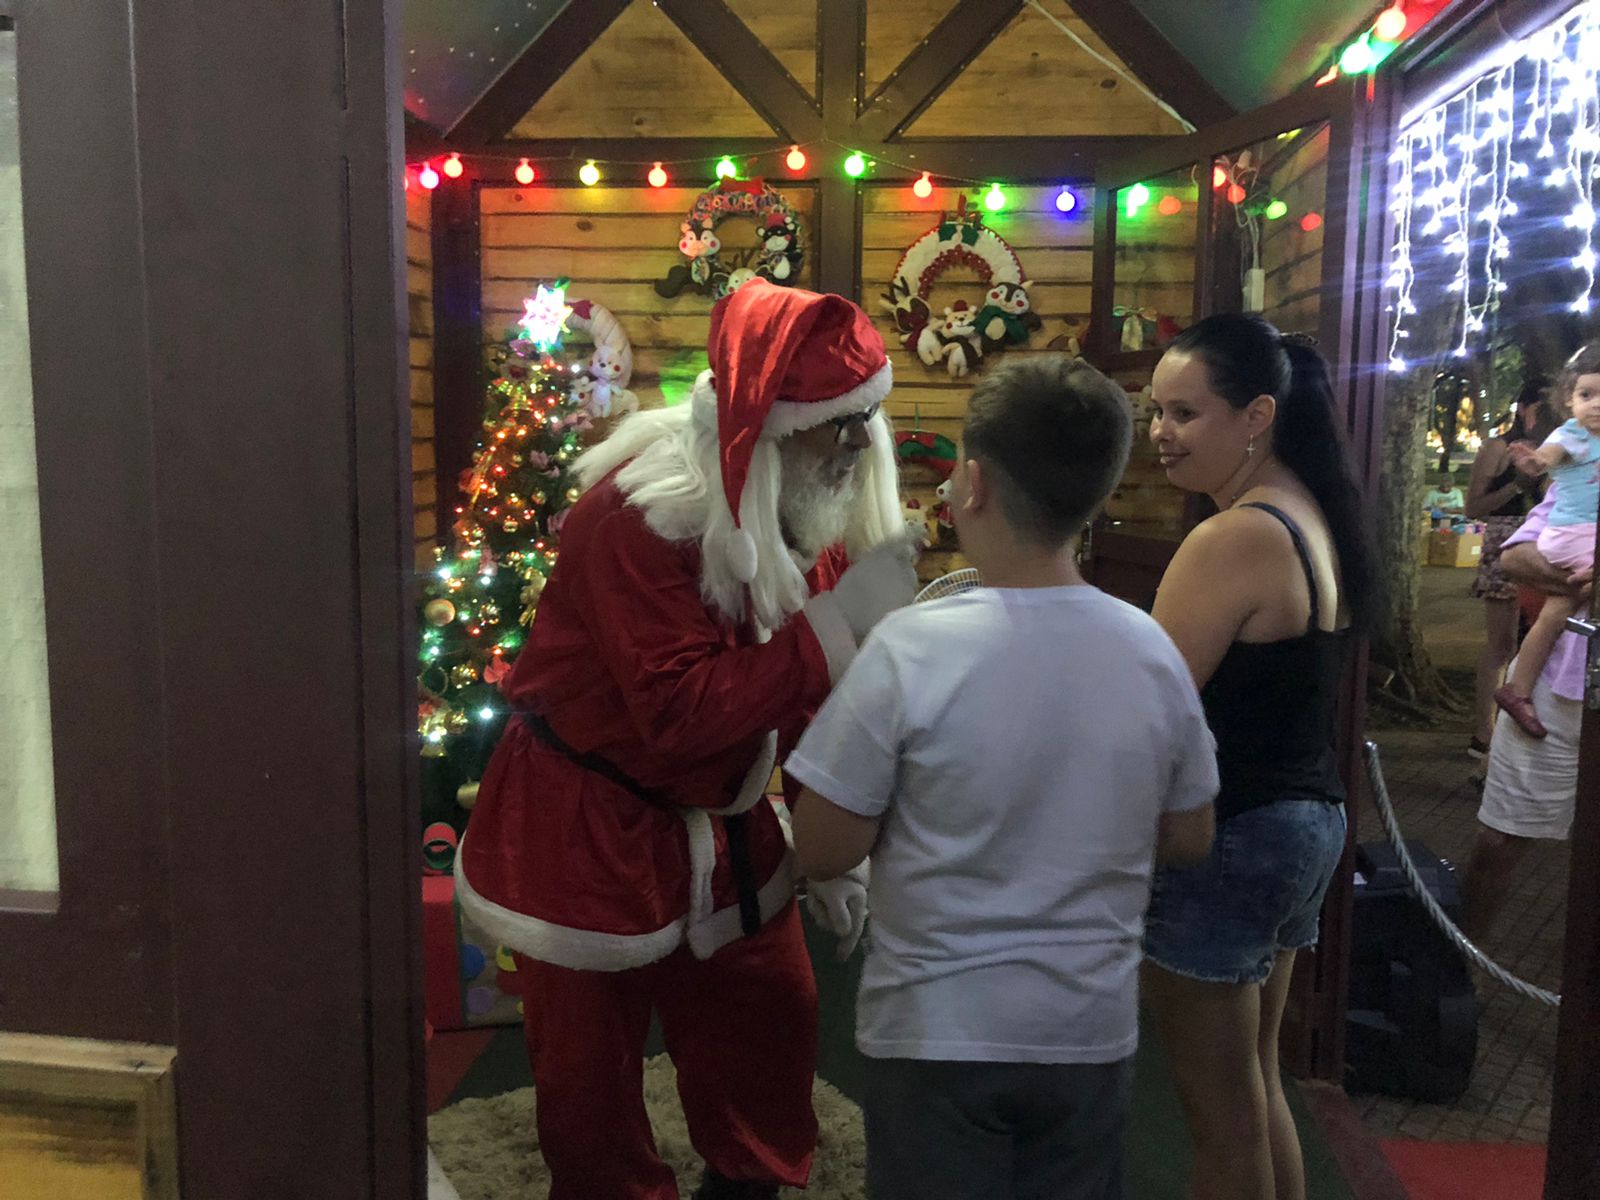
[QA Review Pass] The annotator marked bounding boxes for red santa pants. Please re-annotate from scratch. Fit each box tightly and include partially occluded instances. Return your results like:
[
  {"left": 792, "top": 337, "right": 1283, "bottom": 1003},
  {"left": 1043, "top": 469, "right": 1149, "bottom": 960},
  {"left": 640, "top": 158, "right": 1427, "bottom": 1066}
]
[{"left": 515, "top": 900, "right": 818, "bottom": 1200}]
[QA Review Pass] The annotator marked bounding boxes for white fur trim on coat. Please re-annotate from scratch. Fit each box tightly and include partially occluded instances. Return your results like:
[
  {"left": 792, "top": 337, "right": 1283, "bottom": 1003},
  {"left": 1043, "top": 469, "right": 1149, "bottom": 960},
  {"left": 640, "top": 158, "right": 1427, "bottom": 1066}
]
[
  {"left": 454, "top": 829, "right": 796, "bottom": 972},
  {"left": 709, "top": 730, "right": 779, "bottom": 817}
]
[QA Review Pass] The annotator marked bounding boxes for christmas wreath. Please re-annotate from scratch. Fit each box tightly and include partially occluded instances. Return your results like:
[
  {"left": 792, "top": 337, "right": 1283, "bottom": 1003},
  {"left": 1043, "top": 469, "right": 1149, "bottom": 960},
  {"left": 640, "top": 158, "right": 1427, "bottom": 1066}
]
[
  {"left": 879, "top": 195, "right": 1041, "bottom": 377},
  {"left": 655, "top": 178, "right": 805, "bottom": 300}
]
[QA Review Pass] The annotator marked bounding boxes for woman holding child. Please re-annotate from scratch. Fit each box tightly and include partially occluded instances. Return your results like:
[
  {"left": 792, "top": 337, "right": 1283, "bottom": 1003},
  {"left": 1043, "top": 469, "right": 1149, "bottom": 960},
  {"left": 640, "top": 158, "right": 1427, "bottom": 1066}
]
[{"left": 1143, "top": 315, "right": 1371, "bottom": 1200}]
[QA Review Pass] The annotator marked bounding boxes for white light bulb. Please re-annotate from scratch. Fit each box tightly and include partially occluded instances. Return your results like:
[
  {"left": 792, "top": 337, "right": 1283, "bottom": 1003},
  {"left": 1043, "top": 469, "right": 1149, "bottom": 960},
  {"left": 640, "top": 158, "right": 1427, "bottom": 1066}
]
[
  {"left": 436, "top": 566, "right": 452, "bottom": 580},
  {"left": 478, "top": 706, "right": 495, "bottom": 720}
]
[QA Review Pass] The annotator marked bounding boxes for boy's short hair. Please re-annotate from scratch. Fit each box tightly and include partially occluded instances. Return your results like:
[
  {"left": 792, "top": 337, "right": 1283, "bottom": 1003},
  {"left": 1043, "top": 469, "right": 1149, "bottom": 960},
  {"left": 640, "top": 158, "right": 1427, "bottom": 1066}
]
[{"left": 961, "top": 356, "right": 1133, "bottom": 546}]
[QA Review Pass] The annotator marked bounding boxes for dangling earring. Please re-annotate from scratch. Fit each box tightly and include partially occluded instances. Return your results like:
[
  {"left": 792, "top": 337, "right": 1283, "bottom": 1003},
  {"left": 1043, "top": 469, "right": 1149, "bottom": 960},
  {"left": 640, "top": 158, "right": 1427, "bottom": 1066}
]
[{"left": 1245, "top": 434, "right": 1256, "bottom": 458}]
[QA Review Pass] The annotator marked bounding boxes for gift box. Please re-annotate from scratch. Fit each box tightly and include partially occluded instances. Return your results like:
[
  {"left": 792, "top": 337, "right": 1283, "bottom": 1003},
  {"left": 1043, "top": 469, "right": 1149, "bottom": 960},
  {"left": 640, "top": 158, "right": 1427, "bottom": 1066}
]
[
  {"left": 422, "top": 872, "right": 525, "bottom": 1031},
  {"left": 1428, "top": 528, "right": 1483, "bottom": 568}
]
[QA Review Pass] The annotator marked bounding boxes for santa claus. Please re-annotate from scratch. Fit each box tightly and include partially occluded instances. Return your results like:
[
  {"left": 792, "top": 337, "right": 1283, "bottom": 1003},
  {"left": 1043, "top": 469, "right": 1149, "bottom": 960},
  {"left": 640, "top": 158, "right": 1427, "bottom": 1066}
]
[{"left": 456, "top": 280, "right": 919, "bottom": 1200}]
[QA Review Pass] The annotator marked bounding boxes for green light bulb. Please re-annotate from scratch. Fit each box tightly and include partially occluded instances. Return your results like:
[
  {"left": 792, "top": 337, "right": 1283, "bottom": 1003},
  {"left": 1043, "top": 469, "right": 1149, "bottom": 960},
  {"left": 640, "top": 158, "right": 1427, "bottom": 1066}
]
[
  {"left": 844, "top": 152, "right": 867, "bottom": 178},
  {"left": 715, "top": 156, "right": 737, "bottom": 180},
  {"left": 1340, "top": 38, "right": 1375, "bottom": 74},
  {"left": 1265, "top": 199, "right": 1289, "bottom": 220},
  {"left": 983, "top": 183, "right": 1005, "bottom": 212},
  {"left": 1125, "top": 182, "right": 1151, "bottom": 218}
]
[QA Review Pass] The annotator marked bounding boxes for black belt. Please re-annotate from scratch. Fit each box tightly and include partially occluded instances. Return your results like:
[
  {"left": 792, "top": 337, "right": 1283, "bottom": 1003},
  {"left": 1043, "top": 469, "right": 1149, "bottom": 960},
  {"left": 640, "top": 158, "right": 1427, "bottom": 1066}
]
[{"left": 518, "top": 710, "right": 762, "bottom": 938}]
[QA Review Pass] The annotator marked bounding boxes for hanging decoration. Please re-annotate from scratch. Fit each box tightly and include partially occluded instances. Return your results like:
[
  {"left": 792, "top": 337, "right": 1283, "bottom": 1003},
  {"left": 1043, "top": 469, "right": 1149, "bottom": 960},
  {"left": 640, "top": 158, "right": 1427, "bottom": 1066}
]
[
  {"left": 893, "top": 430, "right": 959, "bottom": 479},
  {"left": 562, "top": 298, "right": 640, "bottom": 420},
  {"left": 654, "top": 178, "right": 805, "bottom": 300},
  {"left": 1385, "top": 2, "right": 1600, "bottom": 371},
  {"left": 880, "top": 195, "right": 1039, "bottom": 378}
]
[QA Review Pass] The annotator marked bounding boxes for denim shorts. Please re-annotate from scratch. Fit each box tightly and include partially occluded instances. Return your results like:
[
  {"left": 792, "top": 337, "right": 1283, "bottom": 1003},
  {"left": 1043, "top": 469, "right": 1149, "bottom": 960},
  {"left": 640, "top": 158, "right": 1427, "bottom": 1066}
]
[{"left": 1143, "top": 799, "right": 1347, "bottom": 985}]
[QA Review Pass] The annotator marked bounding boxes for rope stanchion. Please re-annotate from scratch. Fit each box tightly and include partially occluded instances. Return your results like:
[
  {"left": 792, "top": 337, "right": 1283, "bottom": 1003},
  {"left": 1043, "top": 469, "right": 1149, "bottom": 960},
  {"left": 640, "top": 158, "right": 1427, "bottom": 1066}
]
[{"left": 1362, "top": 740, "right": 1560, "bottom": 1008}]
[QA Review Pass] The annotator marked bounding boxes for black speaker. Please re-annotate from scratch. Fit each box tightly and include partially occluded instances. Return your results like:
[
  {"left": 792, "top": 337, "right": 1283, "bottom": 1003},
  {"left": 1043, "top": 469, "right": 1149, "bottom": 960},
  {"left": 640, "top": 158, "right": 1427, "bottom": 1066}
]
[{"left": 1345, "top": 840, "right": 1480, "bottom": 1103}]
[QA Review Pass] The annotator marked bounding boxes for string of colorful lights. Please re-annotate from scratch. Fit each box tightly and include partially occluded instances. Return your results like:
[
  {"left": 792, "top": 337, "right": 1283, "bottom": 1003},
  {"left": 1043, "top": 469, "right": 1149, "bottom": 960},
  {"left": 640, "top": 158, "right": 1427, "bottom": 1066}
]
[{"left": 406, "top": 3, "right": 1426, "bottom": 216}]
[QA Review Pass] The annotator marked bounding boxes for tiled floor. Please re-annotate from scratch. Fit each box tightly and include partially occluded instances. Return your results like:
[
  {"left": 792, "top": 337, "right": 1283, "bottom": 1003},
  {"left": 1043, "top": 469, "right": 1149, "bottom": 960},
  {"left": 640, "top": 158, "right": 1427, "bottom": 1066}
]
[{"left": 1355, "top": 565, "right": 1570, "bottom": 1144}]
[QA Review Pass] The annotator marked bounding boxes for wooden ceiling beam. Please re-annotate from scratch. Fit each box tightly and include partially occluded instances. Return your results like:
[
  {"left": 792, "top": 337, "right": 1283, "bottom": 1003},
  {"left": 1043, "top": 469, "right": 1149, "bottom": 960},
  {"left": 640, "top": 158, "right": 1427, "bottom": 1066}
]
[
  {"left": 1064, "top": 0, "right": 1234, "bottom": 128},
  {"left": 654, "top": 0, "right": 823, "bottom": 142},
  {"left": 855, "top": 0, "right": 1024, "bottom": 144},
  {"left": 445, "top": 0, "right": 632, "bottom": 147}
]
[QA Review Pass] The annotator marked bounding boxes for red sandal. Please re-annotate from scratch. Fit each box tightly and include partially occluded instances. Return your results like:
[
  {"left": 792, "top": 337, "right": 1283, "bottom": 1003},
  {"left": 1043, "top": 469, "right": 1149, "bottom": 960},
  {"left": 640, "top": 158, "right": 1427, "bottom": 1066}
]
[{"left": 1493, "top": 685, "right": 1549, "bottom": 739}]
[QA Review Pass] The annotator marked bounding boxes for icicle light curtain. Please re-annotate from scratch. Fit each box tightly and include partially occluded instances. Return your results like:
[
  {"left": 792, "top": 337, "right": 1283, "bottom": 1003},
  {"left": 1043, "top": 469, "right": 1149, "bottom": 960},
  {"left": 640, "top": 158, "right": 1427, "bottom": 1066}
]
[{"left": 1386, "top": 0, "right": 1600, "bottom": 370}]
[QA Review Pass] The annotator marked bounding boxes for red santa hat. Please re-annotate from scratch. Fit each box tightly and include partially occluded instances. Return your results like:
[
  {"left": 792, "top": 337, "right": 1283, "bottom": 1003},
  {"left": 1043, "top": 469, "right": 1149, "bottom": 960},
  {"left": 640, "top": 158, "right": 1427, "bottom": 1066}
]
[{"left": 695, "top": 281, "right": 892, "bottom": 581}]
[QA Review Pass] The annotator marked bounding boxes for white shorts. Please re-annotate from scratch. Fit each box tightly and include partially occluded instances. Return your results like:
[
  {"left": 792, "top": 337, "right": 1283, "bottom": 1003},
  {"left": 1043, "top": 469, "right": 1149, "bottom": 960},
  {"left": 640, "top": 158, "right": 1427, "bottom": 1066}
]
[{"left": 1478, "top": 658, "right": 1580, "bottom": 840}]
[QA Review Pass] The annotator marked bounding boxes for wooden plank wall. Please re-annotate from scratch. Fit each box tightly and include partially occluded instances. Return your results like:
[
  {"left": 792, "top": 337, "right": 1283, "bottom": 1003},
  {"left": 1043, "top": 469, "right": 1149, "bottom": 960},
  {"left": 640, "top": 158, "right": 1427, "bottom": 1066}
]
[
  {"left": 480, "top": 183, "right": 820, "bottom": 408},
  {"left": 906, "top": 2, "right": 1188, "bottom": 137},
  {"left": 1259, "top": 127, "right": 1330, "bottom": 338},
  {"left": 407, "top": 186, "right": 435, "bottom": 569},
  {"left": 860, "top": 183, "right": 1096, "bottom": 513}
]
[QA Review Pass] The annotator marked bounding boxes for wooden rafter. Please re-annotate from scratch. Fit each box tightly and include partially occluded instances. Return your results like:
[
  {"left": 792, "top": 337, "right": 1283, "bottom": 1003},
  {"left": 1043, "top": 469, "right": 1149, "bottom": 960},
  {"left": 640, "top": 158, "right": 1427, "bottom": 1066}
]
[
  {"left": 1063, "top": 0, "right": 1234, "bottom": 128},
  {"left": 855, "top": 0, "right": 1023, "bottom": 143},
  {"left": 655, "top": 0, "right": 823, "bottom": 142},
  {"left": 445, "top": 0, "right": 632, "bottom": 146}
]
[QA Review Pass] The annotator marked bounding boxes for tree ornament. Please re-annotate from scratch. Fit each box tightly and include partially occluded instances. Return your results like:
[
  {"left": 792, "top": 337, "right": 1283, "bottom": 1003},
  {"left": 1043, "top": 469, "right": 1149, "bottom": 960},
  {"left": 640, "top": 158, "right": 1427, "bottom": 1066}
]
[
  {"left": 445, "top": 709, "right": 471, "bottom": 734},
  {"left": 481, "top": 603, "right": 502, "bottom": 625},
  {"left": 456, "top": 780, "right": 480, "bottom": 810},
  {"left": 450, "top": 663, "right": 478, "bottom": 688},
  {"left": 502, "top": 516, "right": 520, "bottom": 532},
  {"left": 423, "top": 598, "right": 457, "bottom": 627}
]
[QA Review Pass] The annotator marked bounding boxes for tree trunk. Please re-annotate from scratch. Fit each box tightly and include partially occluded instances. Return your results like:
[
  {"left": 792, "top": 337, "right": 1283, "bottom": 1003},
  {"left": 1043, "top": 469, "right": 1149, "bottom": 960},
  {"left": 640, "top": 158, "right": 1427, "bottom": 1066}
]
[{"left": 1371, "top": 310, "right": 1469, "bottom": 716}]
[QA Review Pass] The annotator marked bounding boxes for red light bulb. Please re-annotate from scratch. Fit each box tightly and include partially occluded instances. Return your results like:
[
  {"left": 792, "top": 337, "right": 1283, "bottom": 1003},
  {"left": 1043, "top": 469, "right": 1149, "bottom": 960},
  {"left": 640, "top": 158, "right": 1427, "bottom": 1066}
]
[
  {"left": 1300, "top": 211, "right": 1324, "bottom": 232},
  {"left": 1227, "top": 183, "right": 1246, "bottom": 204},
  {"left": 419, "top": 164, "right": 440, "bottom": 190},
  {"left": 1158, "top": 195, "right": 1182, "bottom": 216},
  {"left": 514, "top": 158, "right": 536, "bottom": 185},
  {"left": 786, "top": 145, "right": 806, "bottom": 171},
  {"left": 913, "top": 172, "right": 933, "bottom": 199},
  {"left": 1212, "top": 164, "right": 1228, "bottom": 189},
  {"left": 1374, "top": 4, "right": 1407, "bottom": 41},
  {"left": 443, "top": 152, "right": 464, "bottom": 179},
  {"left": 648, "top": 162, "right": 669, "bottom": 188}
]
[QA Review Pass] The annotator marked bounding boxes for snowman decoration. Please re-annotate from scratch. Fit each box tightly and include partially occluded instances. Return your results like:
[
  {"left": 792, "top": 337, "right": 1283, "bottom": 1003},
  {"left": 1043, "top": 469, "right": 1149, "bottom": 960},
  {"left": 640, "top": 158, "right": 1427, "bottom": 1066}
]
[{"left": 564, "top": 298, "right": 639, "bottom": 420}]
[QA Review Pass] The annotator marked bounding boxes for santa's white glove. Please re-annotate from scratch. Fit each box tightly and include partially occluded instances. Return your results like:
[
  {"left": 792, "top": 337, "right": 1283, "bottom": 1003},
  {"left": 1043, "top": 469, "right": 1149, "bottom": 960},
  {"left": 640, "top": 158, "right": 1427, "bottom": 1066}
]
[
  {"left": 805, "top": 862, "right": 870, "bottom": 961},
  {"left": 830, "top": 529, "right": 922, "bottom": 642},
  {"left": 801, "top": 526, "right": 922, "bottom": 683}
]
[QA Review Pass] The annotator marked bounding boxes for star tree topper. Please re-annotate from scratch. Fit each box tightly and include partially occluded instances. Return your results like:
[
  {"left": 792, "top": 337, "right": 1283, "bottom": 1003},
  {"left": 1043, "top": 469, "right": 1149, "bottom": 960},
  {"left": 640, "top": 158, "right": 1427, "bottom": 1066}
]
[{"left": 519, "top": 282, "right": 573, "bottom": 351}]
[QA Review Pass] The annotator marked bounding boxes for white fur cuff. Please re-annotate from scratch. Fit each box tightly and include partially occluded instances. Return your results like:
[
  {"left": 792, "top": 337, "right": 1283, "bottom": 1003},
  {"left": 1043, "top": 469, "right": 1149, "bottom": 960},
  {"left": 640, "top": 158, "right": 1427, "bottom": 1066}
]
[{"left": 802, "top": 591, "right": 858, "bottom": 684}]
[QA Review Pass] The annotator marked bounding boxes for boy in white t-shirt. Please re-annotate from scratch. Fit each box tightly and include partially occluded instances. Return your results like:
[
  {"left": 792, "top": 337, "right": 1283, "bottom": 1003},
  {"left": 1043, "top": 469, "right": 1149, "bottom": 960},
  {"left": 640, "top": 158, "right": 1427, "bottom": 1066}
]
[{"left": 787, "top": 356, "right": 1218, "bottom": 1200}]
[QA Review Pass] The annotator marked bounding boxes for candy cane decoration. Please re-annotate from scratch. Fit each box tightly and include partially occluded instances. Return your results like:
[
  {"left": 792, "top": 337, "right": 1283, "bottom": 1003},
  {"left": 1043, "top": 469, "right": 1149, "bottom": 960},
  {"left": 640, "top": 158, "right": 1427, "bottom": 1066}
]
[{"left": 565, "top": 298, "right": 639, "bottom": 419}]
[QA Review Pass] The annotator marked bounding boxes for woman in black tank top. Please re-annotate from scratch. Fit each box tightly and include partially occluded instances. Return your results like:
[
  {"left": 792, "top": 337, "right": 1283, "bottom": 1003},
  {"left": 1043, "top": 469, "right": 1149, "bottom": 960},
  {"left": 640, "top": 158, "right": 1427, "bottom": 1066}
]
[
  {"left": 1140, "top": 315, "right": 1373, "bottom": 1200},
  {"left": 1464, "top": 387, "right": 1556, "bottom": 756}
]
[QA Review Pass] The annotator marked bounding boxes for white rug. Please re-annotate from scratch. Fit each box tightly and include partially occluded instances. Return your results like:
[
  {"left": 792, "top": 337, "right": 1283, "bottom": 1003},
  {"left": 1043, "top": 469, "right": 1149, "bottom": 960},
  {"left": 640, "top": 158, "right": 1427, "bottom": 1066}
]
[{"left": 428, "top": 1056, "right": 867, "bottom": 1199}]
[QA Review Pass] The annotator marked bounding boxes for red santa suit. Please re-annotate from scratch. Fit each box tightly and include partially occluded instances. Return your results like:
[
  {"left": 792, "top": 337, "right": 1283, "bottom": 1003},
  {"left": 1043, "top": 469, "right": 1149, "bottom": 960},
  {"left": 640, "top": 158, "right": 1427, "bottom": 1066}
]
[{"left": 457, "top": 282, "right": 905, "bottom": 1200}]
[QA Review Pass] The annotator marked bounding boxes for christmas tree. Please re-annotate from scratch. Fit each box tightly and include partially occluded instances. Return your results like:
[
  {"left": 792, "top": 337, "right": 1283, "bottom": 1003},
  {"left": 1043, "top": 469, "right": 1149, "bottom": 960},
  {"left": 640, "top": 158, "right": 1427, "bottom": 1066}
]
[{"left": 417, "top": 281, "right": 594, "bottom": 828}]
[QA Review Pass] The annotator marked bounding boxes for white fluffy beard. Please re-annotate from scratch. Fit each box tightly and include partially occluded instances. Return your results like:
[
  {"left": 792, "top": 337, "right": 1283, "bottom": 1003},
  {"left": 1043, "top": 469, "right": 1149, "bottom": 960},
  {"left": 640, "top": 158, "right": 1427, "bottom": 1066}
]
[
  {"left": 575, "top": 385, "right": 903, "bottom": 631},
  {"left": 778, "top": 441, "right": 860, "bottom": 561}
]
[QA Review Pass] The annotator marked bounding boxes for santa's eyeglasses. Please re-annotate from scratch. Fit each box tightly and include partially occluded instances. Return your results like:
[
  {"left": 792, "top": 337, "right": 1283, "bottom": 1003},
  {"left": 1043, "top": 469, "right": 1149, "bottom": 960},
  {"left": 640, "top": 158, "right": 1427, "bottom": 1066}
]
[{"left": 826, "top": 403, "right": 880, "bottom": 442}]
